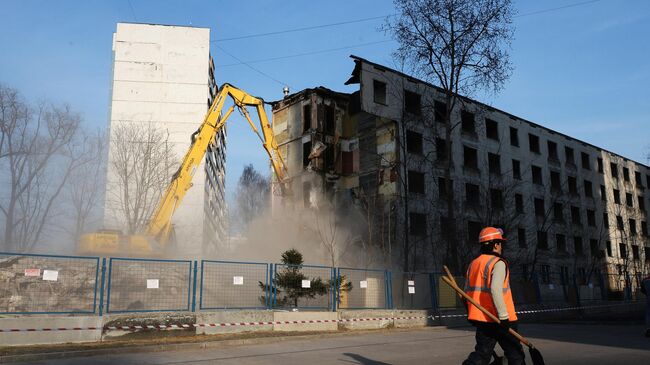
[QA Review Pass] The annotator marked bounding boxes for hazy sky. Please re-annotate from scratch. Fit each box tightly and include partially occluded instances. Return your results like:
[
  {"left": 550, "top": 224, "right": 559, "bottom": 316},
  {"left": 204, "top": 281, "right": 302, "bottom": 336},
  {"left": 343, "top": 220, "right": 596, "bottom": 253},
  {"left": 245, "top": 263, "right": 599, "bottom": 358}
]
[{"left": 1, "top": 0, "right": 648, "bottom": 203}]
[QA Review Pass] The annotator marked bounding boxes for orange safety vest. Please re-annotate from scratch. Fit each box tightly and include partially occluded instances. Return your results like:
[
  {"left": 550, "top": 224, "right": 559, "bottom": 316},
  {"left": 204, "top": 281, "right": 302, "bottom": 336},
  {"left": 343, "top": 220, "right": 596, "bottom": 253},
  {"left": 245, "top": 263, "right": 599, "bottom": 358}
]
[{"left": 464, "top": 254, "right": 518, "bottom": 322}]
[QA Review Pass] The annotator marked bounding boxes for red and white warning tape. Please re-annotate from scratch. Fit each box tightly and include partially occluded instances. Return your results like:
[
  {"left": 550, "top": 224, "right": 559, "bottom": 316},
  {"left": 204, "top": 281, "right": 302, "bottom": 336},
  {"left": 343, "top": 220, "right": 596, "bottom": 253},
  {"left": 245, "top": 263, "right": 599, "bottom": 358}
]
[{"left": 0, "top": 302, "right": 638, "bottom": 333}]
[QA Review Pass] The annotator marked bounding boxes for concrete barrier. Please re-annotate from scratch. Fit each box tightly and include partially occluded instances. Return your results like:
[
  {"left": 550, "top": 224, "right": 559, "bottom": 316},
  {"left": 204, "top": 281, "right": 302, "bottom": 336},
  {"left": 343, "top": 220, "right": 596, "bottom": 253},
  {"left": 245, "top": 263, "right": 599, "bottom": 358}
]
[
  {"left": 274, "top": 311, "right": 337, "bottom": 332},
  {"left": 196, "top": 310, "right": 273, "bottom": 334},
  {"left": 0, "top": 316, "right": 102, "bottom": 346},
  {"left": 338, "top": 310, "right": 393, "bottom": 330}
]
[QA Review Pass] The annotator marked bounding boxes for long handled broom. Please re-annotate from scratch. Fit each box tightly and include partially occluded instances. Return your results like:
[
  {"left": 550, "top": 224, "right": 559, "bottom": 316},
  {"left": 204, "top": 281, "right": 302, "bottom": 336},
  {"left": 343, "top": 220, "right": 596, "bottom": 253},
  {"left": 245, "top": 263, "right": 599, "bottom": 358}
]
[{"left": 441, "top": 266, "right": 545, "bottom": 365}]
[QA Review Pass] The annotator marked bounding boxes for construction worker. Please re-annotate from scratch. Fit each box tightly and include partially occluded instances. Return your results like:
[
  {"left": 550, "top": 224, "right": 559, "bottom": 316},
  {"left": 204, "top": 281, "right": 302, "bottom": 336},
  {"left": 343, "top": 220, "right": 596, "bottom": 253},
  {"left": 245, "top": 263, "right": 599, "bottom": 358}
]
[
  {"left": 462, "top": 227, "right": 525, "bottom": 365},
  {"left": 641, "top": 274, "right": 650, "bottom": 337}
]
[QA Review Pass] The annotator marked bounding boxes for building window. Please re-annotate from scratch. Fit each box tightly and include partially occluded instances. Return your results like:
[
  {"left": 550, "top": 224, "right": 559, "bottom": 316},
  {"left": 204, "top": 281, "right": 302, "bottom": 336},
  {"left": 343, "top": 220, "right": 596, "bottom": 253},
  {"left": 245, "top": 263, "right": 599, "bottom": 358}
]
[
  {"left": 515, "top": 194, "right": 524, "bottom": 214},
  {"left": 623, "top": 167, "right": 630, "bottom": 182},
  {"left": 574, "top": 237, "right": 583, "bottom": 255},
  {"left": 616, "top": 215, "right": 624, "bottom": 231},
  {"left": 373, "top": 80, "right": 387, "bottom": 104},
  {"left": 584, "top": 180, "right": 593, "bottom": 198},
  {"left": 556, "top": 234, "right": 566, "bottom": 252},
  {"left": 577, "top": 267, "right": 587, "bottom": 285},
  {"left": 619, "top": 243, "right": 627, "bottom": 259},
  {"left": 510, "top": 127, "right": 519, "bottom": 147},
  {"left": 404, "top": 90, "right": 421, "bottom": 115},
  {"left": 490, "top": 188, "right": 504, "bottom": 211},
  {"left": 626, "top": 192, "right": 633, "bottom": 207},
  {"left": 540, "top": 264, "right": 551, "bottom": 284},
  {"left": 467, "top": 220, "right": 483, "bottom": 244},
  {"left": 553, "top": 203, "right": 564, "bottom": 222},
  {"left": 434, "top": 101, "right": 447, "bottom": 124},
  {"left": 408, "top": 170, "right": 425, "bottom": 194},
  {"left": 639, "top": 196, "right": 646, "bottom": 211},
  {"left": 512, "top": 159, "right": 521, "bottom": 180},
  {"left": 603, "top": 213, "right": 609, "bottom": 228},
  {"left": 613, "top": 189, "right": 621, "bottom": 204},
  {"left": 550, "top": 171, "right": 562, "bottom": 192},
  {"left": 409, "top": 212, "right": 426, "bottom": 236},
  {"left": 565, "top": 146, "right": 575, "bottom": 166},
  {"left": 406, "top": 130, "right": 423, "bottom": 155},
  {"left": 436, "top": 138, "right": 448, "bottom": 162},
  {"left": 568, "top": 176, "right": 578, "bottom": 195},
  {"left": 324, "top": 104, "right": 335, "bottom": 134},
  {"left": 518, "top": 228, "right": 526, "bottom": 247},
  {"left": 647, "top": 174, "right": 650, "bottom": 188},
  {"left": 646, "top": 247, "right": 650, "bottom": 262},
  {"left": 528, "top": 133, "right": 540, "bottom": 154},
  {"left": 597, "top": 158, "right": 604, "bottom": 173},
  {"left": 486, "top": 119, "right": 499, "bottom": 140},
  {"left": 465, "top": 183, "right": 480, "bottom": 208},
  {"left": 642, "top": 221, "right": 648, "bottom": 236},
  {"left": 547, "top": 141, "right": 559, "bottom": 161},
  {"left": 438, "top": 177, "right": 451, "bottom": 200},
  {"left": 587, "top": 209, "right": 596, "bottom": 226},
  {"left": 600, "top": 185, "right": 607, "bottom": 201},
  {"left": 534, "top": 198, "right": 545, "bottom": 217},
  {"left": 571, "top": 206, "right": 581, "bottom": 225},
  {"left": 463, "top": 146, "right": 479, "bottom": 171},
  {"left": 342, "top": 151, "right": 353, "bottom": 174},
  {"left": 302, "top": 141, "right": 312, "bottom": 168},
  {"left": 632, "top": 245, "right": 640, "bottom": 260},
  {"left": 461, "top": 111, "right": 476, "bottom": 136},
  {"left": 581, "top": 152, "right": 590, "bottom": 170},
  {"left": 635, "top": 171, "right": 643, "bottom": 188},
  {"left": 590, "top": 239, "right": 598, "bottom": 257},
  {"left": 560, "top": 266, "right": 570, "bottom": 284},
  {"left": 610, "top": 162, "right": 618, "bottom": 179},
  {"left": 606, "top": 241, "right": 612, "bottom": 257},
  {"left": 302, "top": 104, "right": 311, "bottom": 133},
  {"left": 532, "top": 165, "right": 543, "bottom": 185},
  {"left": 629, "top": 218, "right": 637, "bottom": 235},
  {"left": 488, "top": 153, "right": 501, "bottom": 175},
  {"left": 537, "top": 231, "right": 549, "bottom": 250}
]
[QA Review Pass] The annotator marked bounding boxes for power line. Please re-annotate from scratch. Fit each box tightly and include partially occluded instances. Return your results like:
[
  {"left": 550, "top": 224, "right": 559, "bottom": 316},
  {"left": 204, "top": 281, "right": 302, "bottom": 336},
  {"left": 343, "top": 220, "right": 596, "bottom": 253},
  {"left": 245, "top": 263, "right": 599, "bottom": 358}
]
[
  {"left": 215, "top": 44, "right": 290, "bottom": 88},
  {"left": 214, "top": 40, "right": 394, "bottom": 68},
  {"left": 127, "top": 0, "right": 138, "bottom": 22},
  {"left": 212, "top": 14, "right": 390, "bottom": 42},
  {"left": 515, "top": 0, "right": 602, "bottom": 18}
]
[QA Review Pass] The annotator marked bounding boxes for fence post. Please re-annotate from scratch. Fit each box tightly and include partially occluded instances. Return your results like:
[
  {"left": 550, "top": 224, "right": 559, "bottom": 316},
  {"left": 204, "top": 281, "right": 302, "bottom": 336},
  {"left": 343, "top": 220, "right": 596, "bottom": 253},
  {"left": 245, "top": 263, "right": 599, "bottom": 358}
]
[
  {"left": 429, "top": 273, "right": 438, "bottom": 312},
  {"left": 330, "top": 267, "right": 336, "bottom": 312},
  {"left": 599, "top": 272, "right": 607, "bottom": 300},
  {"left": 271, "top": 264, "right": 277, "bottom": 308},
  {"left": 266, "top": 263, "right": 272, "bottom": 310},
  {"left": 191, "top": 260, "right": 198, "bottom": 312},
  {"left": 98, "top": 258, "right": 106, "bottom": 316},
  {"left": 532, "top": 272, "right": 542, "bottom": 304}
]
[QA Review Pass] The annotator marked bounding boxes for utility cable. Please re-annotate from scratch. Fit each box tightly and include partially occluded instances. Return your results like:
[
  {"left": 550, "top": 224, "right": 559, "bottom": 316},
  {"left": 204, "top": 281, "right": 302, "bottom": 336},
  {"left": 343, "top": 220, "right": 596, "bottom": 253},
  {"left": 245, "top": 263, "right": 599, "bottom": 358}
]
[
  {"left": 515, "top": 0, "right": 602, "bottom": 18},
  {"left": 215, "top": 44, "right": 290, "bottom": 89}
]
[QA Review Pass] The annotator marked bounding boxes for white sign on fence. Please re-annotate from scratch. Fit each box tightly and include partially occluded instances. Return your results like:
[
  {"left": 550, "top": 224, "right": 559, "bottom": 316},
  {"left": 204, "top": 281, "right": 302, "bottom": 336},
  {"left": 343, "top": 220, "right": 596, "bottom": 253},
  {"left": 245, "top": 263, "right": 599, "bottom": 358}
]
[
  {"left": 24, "top": 268, "right": 40, "bottom": 277},
  {"left": 233, "top": 276, "right": 244, "bottom": 285},
  {"left": 301, "top": 280, "right": 311, "bottom": 288},
  {"left": 408, "top": 286, "right": 416, "bottom": 294},
  {"left": 147, "top": 279, "right": 159, "bottom": 289},
  {"left": 407, "top": 280, "right": 415, "bottom": 286},
  {"left": 359, "top": 280, "right": 368, "bottom": 289},
  {"left": 42, "top": 270, "right": 58, "bottom": 281}
]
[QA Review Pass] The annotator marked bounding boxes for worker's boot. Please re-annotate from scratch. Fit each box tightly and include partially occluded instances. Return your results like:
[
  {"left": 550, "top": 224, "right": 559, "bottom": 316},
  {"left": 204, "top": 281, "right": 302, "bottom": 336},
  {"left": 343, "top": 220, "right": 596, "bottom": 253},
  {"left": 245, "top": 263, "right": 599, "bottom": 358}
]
[{"left": 490, "top": 351, "right": 505, "bottom": 365}]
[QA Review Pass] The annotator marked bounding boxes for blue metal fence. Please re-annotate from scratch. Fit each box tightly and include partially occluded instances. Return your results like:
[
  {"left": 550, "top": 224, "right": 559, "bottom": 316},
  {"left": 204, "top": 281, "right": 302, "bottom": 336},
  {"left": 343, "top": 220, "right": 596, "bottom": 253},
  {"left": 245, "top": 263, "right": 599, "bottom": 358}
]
[
  {"left": 0, "top": 252, "right": 100, "bottom": 314},
  {"left": 105, "top": 257, "right": 192, "bottom": 313},
  {"left": 337, "top": 268, "right": 388, "bottom": 309},
  {"left": 271, "top": 264, "right": 334, "bottom": 310},
  {"left": 199, "top": 260, "right": 269, "bottom": 310}
]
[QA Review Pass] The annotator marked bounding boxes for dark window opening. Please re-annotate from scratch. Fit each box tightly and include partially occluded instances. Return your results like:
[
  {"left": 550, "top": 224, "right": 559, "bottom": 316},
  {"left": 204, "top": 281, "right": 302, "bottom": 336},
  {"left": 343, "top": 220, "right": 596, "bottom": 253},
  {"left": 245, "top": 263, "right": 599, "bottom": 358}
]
[
  {"left": 486, "top": 119, "right": 499, "bottom": 140},
  {"left": 616, "top": 215, "right": 624, "bottom": 231},
  {"left": 406, "top": 130, "right": 423, "bottom": 155},
  {"left": 302, "top": 141, "right": 312, "bottom": 168},
  {"left": 568, "top": 176, "right": 578, "bottom": 195},
  {"left": 463, "top": 146, "right": 479, "bottom": 171},
  {"left": 556, "top": 234, "right": 566, "bottom": 252},
  {"left": 342, "top": 151, "right": 353, "bottom": 174},
  {"left": 590, "top": 239, "right": 598, "bottom": 257},
  {"left": 603, "top": 213, "right": 610, "bottom": 228},
  {"left": 438, "top": 177, "right": 451, "bottom": 200},
  {"left": 324, "top": 104, "right": 335, "bottom": 134},
  {"left": 540, "top": 264, "right": 551, "bottom": 283},
  {"left": 610, "top": 163, "right": 618, "bottom": 179},
  {"left": 515, "top": 193, "right": 524, "bottom": 214},
  {"left": 434, "top": 101, "right": 447, "bottom": 124},
  {"left": 553, "top": 203, "right": 564, "bottom": 222},
  {"left": 510, "top": 127, "right": 519, "bottom": 147},
  {"left": 619, "top": 243, "right": 627, "bottom": 259},
  {"left": 571, "top": 206, "right": 581, "bottom": 225},
  {"left": 465, "top": 183, "right": 480, "bottom": 208},
  {"left": 581, "top": 152, "right": 590, "bottom": 170},
  {"left": 574, "top": 237, "right": 583, "bottom": 255},
  {"left": 537, "top": 231, "right": 549, "bottom": 250},
  {"left": 642, "top": 221, "right": 648, "bottom": 237},
  {"left": 373, "top": 80, "right": 387, "bottom": 104},
  {"left": 548, "top": 141, "right": 558, "bottom": 161},
  {"left": 467, "top": 221, "right": 483, "bottom": 244},
  {"left": 490, "top": 188, "right": 504, "bottom": 211},
  {"left": 409, "top": 212, "right": 426, "bottom": 236},
  {"left": 518, "top": 228, "right": 526, "bottom": 247},
  {"left": 639, "top": 196, "right": 646, "bottom": 211},
  {"left": 626, "top": 192, "right": 633, "bottom": 207},
  {"left": 302, "top": 104, "right": 311, "bottom": 133},
  {"left": 532, "top": 165, "right": 543, "bottom": 185},
  {"left": 550, "top": 171, "right": 561, "bottom": 192},
  {"left": 528, "top": 133, "right": 540, "bottom": 153},
  {"left": 408, "top": 170, "right": 425, "bottom": 194},
  {"left": 436, "top": 138, "right": 449, "bottom": 162},
  {"left": 597, "top": 158, "right": 604, "bottom": 173},
  {"left": 488, "top": 153, "right": 501, "bottom": 175},
  {"left": 404, "top": 90, "right": 421, "bottom": 115},
  {"left": 587, "top": 209, "right": 596, "bottom": 226},
  {"left": 565, "top": 146, "right": 575, "bottom": 165},
  {"left": 600, "top": 185, "right": 607, "bottom": 201},
  {"left": 613, "top": 189, "right": 621, "bottom": 204},
  {"left": 584, "top": 180, "right": 593, "bottom": 198},
  {"left": 606, "top": 241, "right": 612, "bottom": 257},
  {"left": 623, "top": 167, "right": 630, "bottom": 182},
  {"left": 632, "top": 245, "right": 640, "bottom": 260},
  {"left": 534, "top": 198, "right": 545, "bottom": 217},
  {"left": 461, "top": 111, "right": 476, "bottom": 136},
  {"left": 629, "top": 219, "right": 637, "bottom": 235},
  {"left": 635, "top": 171, "right": 643, "bottom": 187},
  {"left": 512, "top": 159, "right": 521, "bottom": 180}
]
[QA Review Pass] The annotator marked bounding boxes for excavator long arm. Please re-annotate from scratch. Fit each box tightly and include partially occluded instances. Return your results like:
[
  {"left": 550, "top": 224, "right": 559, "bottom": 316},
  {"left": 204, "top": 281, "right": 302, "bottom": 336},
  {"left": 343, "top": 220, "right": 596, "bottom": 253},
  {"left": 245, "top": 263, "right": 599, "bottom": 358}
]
[{"left": 146, "top": 83, "right": 287, "bottom": 244}]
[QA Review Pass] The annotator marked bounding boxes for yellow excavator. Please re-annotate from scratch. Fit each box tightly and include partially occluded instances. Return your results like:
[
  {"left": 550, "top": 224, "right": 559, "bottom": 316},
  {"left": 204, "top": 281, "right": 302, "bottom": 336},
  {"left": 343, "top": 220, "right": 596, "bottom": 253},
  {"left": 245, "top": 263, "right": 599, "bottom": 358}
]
[{"left": 78, "top": 83, "right": 288, "bottom": 256}]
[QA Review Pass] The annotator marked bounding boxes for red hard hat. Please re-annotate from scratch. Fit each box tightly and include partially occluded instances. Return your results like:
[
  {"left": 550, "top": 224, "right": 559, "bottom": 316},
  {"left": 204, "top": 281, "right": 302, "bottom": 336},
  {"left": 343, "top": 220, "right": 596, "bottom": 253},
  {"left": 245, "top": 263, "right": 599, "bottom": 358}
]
[{"left": 478, "top": 227, "right": 506, "bottom": 244}]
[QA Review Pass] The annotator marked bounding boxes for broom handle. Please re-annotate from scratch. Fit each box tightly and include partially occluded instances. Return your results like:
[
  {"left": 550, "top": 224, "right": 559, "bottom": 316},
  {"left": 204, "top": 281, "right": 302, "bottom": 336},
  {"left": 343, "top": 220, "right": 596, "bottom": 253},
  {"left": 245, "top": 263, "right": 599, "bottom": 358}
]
[{"left": 441, "top": 275, "right": 532, "bottom": 347}]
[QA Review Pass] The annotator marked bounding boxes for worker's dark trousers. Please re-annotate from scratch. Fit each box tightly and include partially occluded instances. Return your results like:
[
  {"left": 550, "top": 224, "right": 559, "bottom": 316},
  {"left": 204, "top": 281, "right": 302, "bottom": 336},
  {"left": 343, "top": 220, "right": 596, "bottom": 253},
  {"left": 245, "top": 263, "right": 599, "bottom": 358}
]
[{"left": 462, "top": 321, "right": 525, "bottom": 365}]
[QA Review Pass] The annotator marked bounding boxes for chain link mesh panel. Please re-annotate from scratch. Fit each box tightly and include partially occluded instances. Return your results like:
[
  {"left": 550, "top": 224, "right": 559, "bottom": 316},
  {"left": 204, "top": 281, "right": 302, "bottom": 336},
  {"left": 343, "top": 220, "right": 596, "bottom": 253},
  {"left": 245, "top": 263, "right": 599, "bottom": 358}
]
[
  {"left": 338, "top": 268, "right": 386, "bottom": 309},
  {"left": 106, "top": 258, "right": 191, "bottom": 312},
  {"left": 0, "top": 253, "right": 99, "bottom": 314},
  {"left": 272, "top": 264, "right": 332, "bottom": 310},
  {"left": 391, "top": 272, "right": 433, "bottom": 309},
  {"left": 200, "top": 261, "right": 268, "bottom": 309}
]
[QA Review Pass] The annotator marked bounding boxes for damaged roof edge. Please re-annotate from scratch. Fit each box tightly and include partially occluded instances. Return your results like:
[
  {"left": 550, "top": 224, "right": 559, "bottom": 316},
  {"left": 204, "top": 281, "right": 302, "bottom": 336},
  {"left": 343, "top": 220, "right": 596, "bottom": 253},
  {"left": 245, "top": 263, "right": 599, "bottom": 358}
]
[
  {"left": 271, "top": 86, "right": 351, "bottom": 109},
  {"left": 349, "top": 54, "right": 649, "bottom": 169}
]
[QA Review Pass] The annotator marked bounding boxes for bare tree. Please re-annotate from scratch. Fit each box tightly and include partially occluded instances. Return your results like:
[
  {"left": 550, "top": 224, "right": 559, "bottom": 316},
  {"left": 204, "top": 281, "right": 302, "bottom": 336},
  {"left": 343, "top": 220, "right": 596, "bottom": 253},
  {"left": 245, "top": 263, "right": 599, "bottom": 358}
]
[
  {"left": 106, "top": 123, "right": 177, "bottom": 235},
  {"left": 385, "top": 0, "right": 514, "bottom": 271},
  {"left": 234, "top": 164, "right": 269, "bottom": 233},
  {"left": 0, "top": 84, "right": 88, "bottom": 252}
]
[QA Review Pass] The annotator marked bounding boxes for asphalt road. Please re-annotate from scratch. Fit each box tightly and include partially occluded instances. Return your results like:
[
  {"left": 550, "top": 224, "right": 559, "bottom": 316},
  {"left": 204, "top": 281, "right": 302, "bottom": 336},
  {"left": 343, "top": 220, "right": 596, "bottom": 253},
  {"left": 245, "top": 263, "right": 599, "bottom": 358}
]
[{"left": 11, "top": 323, "right": 650, "bottom": 364}]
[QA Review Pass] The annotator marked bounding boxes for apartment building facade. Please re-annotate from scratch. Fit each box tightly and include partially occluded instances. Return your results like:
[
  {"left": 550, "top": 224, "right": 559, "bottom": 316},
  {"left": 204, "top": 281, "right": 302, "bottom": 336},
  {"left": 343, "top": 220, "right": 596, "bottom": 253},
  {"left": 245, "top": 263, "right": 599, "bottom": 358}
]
[
  {"left": 104, "top": 23, "right": 227, "bottom": 257},
  {"left": 272, "top": 55, "right": 650, "bottom": 291}
]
